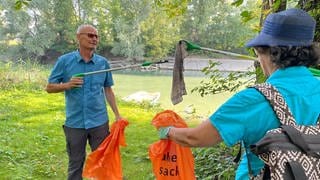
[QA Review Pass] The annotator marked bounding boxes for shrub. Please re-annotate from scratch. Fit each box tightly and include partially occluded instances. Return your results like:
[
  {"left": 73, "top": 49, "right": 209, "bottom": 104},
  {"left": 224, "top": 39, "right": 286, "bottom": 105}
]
[
  {"left": 193, "top": 143, "right": 238, "bottom": 179},
  {"left": 0, "top": 59, "right": 49, "bottom": 91}
]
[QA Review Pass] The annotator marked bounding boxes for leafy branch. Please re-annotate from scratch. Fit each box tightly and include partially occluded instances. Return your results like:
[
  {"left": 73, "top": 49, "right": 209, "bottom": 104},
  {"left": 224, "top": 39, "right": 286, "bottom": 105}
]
[
  {"left": 14, "top": 0, "right": 31, "bottom": 10},
  {"left": 191, "top": 61, "right": 255, "bottom": 97}
]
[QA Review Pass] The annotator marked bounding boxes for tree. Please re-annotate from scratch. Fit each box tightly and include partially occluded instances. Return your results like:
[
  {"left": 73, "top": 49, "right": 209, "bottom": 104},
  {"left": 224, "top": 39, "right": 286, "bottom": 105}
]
[
  {"left": 50, "top": 0, "right": 78, "bottom": 52},
  {"left": 140, "top": 4, "right": 183, "bottom": 59},
  {"left": 108, "top": 0, "right": 151, "bottom": 62},
  {"left": 6, "top": 0, "right": 185, "bottom": 62},
  {"left": 181, "top": 0, "right": 256, "bottom": 53},
  {"left": 1, "top": 0, "right": 54, "bottom": 60},
  {"left": 0, "top": 0, "right": 78, "bottom": 60}
]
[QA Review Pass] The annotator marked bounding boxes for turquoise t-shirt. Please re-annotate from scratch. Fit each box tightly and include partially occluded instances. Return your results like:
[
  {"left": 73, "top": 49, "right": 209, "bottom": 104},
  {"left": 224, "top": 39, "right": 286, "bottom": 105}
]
[{"left": 209, "top": 66, "right": 320, "bottom": 179}]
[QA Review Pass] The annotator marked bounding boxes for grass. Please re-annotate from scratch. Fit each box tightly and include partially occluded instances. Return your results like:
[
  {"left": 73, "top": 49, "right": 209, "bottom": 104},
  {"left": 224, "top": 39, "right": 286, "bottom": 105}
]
[
  {"left": 0, "top": 90, "right": 66, "bottom": 179},
  {"left": 0, "top": 89, "right": 161, "bottom": 179},
  {"left": 0, "top": 61, "right": 236, "bottom": 179}
]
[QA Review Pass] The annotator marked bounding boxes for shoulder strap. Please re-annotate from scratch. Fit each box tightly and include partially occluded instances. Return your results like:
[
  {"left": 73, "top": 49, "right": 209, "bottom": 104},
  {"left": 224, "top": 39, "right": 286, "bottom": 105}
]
[{"left": 252, "top": 83, "right": 296, "bottom": 126}]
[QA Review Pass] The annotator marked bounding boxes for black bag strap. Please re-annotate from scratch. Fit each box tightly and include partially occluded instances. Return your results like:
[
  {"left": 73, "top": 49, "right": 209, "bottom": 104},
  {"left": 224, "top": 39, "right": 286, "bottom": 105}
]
[
  {"left": 281, "top": 125, "right": 320, "bottom": 158},
  {"left": 285, "top": 161, "right": 308, "bottom": 180},
  {"left": 253, "top": 83, "right": 296, "bottom": 126},
  {"left": 243, "top": 141, "right": 254, "bottom": 179},
  {"left": 233, "top": 143, "right": 242, "bottom": 163}
]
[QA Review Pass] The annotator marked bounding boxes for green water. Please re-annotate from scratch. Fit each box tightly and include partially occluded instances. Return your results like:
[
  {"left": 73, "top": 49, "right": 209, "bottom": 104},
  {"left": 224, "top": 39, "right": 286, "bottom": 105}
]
[{"left": 113, "top": 72, "right": 233, "bottom": 119}]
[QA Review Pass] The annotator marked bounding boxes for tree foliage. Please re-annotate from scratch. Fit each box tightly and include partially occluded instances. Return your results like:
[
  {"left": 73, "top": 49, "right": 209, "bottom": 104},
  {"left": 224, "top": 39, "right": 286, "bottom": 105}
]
[
  {"left": 5, "top": 0, "right": 319, "bottom": 66},
  {"left": 140, "top": 5, "right": 183, "bottom": 58},
  {"left": 4, "top": 0, "right": 256, "bottom": 62},
  {"left": 14, "top": 0, "right": 31, "bottom": 10},
  {"left": 182, "top": 0, "right": 256, "bottom": 52},
  {"left": 154, "top": 0, "right": 191, "bottom": 17},
  {"left": 109, "top": 0, "right": 150, "bottom": 61}
]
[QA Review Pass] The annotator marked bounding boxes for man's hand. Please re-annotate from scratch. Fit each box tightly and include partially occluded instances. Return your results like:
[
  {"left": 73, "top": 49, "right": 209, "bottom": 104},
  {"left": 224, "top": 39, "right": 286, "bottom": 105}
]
[
  {"left": 158, "top": 126, "right": 173, "bottom": 139},
  {"left": 115, "top": 115, "right": 122, "bottom": 121},
  {"left": 46, "top": 77, "right": 83, "bottom": 93},
  {"left": 67, "top": 77, "right": 83, "bottom": 89}
]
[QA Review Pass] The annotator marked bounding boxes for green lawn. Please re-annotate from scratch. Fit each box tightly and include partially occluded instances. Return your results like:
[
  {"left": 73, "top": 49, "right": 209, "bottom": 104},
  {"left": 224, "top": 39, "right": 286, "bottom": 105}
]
[{"left": 0, "top": 89, "right": 162, "bottom": 179}]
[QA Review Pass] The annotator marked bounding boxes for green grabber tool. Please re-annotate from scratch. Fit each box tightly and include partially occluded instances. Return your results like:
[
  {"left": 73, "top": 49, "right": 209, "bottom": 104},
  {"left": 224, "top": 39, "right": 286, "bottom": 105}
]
[
  {"left": 180, "top": 39, "right": 257, "bottom": 61},
  {"left": 309, "top": 67, "right": 320, "bottom": 77},
  {"left": 72, "top": 60, "right": 168, "bottom": 77},
  {"left": 180, "top": 39, "right": 320, "bottom": 77}
]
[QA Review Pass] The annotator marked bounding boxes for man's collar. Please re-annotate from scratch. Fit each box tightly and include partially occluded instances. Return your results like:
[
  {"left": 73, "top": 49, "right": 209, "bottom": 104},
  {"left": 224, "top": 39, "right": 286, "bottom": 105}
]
[{"left": 76, "top": 50, "right": 96, "bottom": 64}]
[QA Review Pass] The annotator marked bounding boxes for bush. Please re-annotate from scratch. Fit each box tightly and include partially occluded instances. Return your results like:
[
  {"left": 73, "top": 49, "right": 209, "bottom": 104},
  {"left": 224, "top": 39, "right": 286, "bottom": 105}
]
[
  {"left": 0, "top": 59, "right": 49, "bottom": 91},
  {"left": 193, "top": 143, "right": 238, "bottom": 179}
]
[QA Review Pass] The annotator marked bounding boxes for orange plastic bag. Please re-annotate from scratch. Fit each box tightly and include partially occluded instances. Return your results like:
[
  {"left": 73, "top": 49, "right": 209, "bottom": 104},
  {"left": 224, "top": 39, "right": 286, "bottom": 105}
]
[
  {"left": 82, "top": 119, "right": 129, "bottom": 180},
  {"left": 149, "top": 110, "right": 196, "bottom": 180}
]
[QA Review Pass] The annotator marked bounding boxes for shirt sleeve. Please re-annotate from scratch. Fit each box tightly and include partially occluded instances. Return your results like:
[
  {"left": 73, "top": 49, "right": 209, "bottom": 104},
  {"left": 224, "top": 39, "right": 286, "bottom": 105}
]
[
  {"left": 48, "top": 58, "right": 65, "bottom": 83},
  {"left": 104, "top": 60, "right": 114, "bottom": 87},
  {"left": 209, "top": 88, "right": 279, "bottom": 147}
]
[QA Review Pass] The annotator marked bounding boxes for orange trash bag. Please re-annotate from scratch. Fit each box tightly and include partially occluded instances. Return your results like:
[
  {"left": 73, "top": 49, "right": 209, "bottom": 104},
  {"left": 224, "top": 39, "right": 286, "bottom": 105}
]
[
  {"left": 82, "top": 119, "right": 129, "bottom": 180},
  {"left": 149, "top": 110, "right": 196, "bottom": 180}
]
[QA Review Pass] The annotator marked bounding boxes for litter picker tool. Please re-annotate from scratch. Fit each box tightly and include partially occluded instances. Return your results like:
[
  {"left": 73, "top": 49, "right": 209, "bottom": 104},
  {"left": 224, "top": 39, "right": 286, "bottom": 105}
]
[
  {"left": 309, "top": 67, "right": 320, "bottom": 77},
  {"left": 72, "top": 60, "right": 168, "bottom": 77},
  {"left": 171, "top": 40, "right": 320, "bottom": 105},
  {"left": 180, "top": 40, "right": 320, "bottom": 76},
  {"left": 180, "top": 40, "right": 257, "bottom": 61},
  {"left": 171, "top": 40, "right": 257, "bottom": 105}
]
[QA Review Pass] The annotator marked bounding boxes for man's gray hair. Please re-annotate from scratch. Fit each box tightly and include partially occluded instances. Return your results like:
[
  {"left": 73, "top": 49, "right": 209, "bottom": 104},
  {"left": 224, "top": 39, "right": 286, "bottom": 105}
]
[{"left": 76, "top": 24, "right": 97, "bottom": 34}]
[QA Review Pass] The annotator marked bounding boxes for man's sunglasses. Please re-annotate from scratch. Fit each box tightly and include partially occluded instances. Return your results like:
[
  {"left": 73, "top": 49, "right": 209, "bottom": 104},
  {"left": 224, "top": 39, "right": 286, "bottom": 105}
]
[{"left": 79, "top": 33, "right": 99, "bottom": 39}]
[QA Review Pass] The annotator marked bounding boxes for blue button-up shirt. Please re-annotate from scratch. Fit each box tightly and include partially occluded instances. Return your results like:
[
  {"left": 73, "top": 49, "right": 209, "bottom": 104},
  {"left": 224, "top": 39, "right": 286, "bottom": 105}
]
[{"left": 48, "top": 50, "right": 114, "bottom": 129}]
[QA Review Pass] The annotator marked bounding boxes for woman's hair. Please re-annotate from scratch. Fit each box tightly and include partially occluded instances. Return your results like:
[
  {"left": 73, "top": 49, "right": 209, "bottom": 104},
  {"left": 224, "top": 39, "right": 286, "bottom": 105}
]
[{"left": 255, "top": 45, "right": 320, "bottom": 68}]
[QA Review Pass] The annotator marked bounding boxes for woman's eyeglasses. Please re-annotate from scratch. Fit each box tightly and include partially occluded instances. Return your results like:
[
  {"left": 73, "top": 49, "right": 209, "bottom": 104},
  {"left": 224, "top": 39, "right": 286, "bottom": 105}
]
[{"left": 79, "top": 33, "right": 99, "bottom": 39}]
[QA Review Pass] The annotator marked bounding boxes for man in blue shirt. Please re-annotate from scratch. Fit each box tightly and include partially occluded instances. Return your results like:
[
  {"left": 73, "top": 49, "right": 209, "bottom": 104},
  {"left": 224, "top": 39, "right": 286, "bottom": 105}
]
[{"left": 46, "top": 24, "right": 122, "bottom": 180}]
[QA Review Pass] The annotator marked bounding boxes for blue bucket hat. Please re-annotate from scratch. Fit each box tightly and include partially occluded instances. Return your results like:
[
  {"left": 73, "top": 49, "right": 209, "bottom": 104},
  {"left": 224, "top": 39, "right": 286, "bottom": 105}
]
[{"left": 246, "top": 8, "right": 316, "bottom": 47}]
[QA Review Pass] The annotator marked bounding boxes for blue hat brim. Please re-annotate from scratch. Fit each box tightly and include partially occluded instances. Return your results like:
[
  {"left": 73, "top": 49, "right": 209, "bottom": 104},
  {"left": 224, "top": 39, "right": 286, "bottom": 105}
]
[{"left": 246, "top": 32, "right": 313, "bottom": 47}]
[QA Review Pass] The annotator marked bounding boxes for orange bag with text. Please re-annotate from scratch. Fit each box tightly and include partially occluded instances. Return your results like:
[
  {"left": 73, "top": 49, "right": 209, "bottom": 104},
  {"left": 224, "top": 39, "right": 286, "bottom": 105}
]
[
  {"left": 149, "top": 110, "right": 196, "bottom": 180},
  {"left": 82, "top": 119, "right": 129, "bottom": 180}
]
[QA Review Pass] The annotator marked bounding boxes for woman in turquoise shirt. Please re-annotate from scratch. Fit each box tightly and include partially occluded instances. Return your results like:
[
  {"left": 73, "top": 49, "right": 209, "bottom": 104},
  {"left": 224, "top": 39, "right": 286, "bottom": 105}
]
[{"left": 158, "top": 8, "right": 320, "bottom": 179}]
